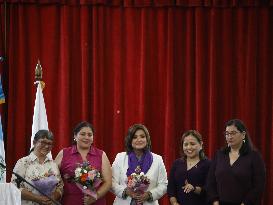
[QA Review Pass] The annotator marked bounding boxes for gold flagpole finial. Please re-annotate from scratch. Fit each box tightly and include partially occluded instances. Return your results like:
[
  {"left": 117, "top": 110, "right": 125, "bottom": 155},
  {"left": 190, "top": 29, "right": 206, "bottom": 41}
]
[
  {"left": 34, "top": 59, "right": 45, "bottom": 89},
  {"left": 35, "top": 59, "right": 43, "bottom": 81}
]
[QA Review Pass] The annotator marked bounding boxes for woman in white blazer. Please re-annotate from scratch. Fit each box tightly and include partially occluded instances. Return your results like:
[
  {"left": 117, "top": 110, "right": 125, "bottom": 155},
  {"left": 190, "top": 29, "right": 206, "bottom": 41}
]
[{"left": 111, "top": 124, "right": 168, "bottom": 205}]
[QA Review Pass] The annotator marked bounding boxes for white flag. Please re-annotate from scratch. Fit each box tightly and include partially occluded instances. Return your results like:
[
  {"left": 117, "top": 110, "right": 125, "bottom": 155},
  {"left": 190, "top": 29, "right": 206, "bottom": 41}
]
[{"left": 31, "top": 81, "right": 51, "bottom": 158}]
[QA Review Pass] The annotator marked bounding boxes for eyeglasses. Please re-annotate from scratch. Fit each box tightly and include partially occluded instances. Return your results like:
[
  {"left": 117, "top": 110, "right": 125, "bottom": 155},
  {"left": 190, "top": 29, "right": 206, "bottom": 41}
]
[
  {"left": 223, "top": 131, "right": 239, "bottom": 137},
  {"left": 38, "top": 140, "right": 53, "bottom": 148}
]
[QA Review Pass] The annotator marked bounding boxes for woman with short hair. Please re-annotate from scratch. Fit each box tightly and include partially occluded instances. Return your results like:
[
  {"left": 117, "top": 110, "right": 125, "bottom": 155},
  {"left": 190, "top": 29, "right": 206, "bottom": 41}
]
[{"left": 11, "top": 130, "right": 63, "bottom": 205}]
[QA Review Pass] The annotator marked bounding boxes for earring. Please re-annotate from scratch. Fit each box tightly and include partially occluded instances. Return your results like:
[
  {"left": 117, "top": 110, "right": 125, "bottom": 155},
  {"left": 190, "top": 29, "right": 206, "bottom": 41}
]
[
  {"left": 243, "top": 139, "right": 245, "bottom": 143},
  {"left": 74, "top": 138, "right": 77, "bottom": 142}
]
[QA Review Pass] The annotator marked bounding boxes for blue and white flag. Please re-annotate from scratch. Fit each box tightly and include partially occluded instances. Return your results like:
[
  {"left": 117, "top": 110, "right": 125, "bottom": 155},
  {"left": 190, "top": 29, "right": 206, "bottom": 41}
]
[
  {"left": 0, "top": 76, "right": 4, "bottom": 104},
  {"left": 0, "top": 116, "right": 5, "bottom": 183},
  {"left": 0, "top": 76, "right": 6, "bottom": 182}
]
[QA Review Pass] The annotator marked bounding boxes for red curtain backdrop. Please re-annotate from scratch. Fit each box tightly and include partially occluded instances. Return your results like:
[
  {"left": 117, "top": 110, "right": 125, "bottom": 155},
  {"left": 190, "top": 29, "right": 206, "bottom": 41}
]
[{"left": 0, "top": 1, "right": 272, "bottom": 204}]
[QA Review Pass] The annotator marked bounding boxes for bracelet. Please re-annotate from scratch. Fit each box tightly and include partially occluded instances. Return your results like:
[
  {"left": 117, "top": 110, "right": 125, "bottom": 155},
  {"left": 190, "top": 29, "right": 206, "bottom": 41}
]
[
  {"left": 122, "top": 189, "right": 128, "bottom": 199},
  {"left": 55, "top": 188, "right": 63, "bottom": 198},
  {"left": 147, "top": 191, "right": 153, "bottom": 202},
  {"left": 95, "top": 191, "right": 99, "bottom": 200}
]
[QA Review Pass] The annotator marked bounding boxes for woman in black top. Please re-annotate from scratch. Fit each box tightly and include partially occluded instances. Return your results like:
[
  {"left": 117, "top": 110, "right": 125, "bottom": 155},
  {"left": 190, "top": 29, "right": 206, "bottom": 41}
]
[
  {"left": 167, "top": 130, "right": 210, "bottom": 205},
  {"left": 206, "top": 119, "right": 266, "bottom": 205}
]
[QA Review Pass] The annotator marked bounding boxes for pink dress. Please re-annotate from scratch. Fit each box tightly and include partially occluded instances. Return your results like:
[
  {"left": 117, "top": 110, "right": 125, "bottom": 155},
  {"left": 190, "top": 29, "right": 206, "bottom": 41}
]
[{"left": 60, "top": 145, "right": 106, "bottom": 205}]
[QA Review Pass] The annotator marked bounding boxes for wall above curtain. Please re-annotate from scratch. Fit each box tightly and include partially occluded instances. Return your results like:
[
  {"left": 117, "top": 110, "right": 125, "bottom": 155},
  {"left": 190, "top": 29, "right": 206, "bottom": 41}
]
[{"left": 0, "top": 0, "right": 272, "bottom": 7}]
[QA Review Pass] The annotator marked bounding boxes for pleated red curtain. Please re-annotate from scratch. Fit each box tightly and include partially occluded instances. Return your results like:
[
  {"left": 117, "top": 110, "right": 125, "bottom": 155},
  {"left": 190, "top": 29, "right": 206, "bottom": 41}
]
[{"left": 0, "top": 1, "right": 272, "bottom": 204}]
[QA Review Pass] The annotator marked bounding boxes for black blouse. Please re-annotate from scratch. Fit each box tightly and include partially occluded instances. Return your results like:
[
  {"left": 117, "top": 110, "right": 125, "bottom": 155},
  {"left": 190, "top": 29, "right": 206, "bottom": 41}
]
[
  {"left": 206, "top": 150, "right": 266, "bottom": 205},
  {"left": 167, "top": 158, "right": 211, "bottom": 205}
]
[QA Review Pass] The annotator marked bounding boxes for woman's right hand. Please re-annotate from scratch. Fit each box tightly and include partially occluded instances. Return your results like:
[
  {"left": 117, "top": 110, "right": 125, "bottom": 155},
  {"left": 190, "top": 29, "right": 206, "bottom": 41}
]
[
  {"left": 21, "top": 189, "right": 52, "bottom": 205},
  {"left": 213, "top": 201, "right": 220, "bottom": 205},
  {"left": 83, "top": 194, "right": 96, "bottom": 205},
  {"left": 170, "top": 197, "right": 180, "bottom": 205},
  {"left": 125, "top": 188, "right": 137, "bottom": 199},
  {"left": 35, "top": 195, "right": 52, "bottom": 205}
]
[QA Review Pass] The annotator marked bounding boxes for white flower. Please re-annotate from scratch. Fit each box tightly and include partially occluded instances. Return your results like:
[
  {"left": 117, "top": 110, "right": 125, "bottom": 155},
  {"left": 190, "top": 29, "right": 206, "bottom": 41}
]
[
  {"left": 140, "top": 172, "right": 144, "bottom": 176},
  {"left": 75, "top": 168, "right": 82, "bottom": 177}
]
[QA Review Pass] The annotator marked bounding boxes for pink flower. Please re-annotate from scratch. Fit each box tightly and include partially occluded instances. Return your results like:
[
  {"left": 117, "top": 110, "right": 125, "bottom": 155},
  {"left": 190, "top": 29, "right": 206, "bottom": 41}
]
[
  {"left": 88, "top": 171, "right": 96, "bottom": 180},
  {"left": 127, "top": 179, "right": 136, "bottom": 188}
]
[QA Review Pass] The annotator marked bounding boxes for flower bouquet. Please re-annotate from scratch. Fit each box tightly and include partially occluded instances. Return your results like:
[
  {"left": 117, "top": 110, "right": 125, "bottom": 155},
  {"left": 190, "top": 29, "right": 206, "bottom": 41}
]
[
  {"left": 74, "top": 161, "right": 102, "bottom": 200},
  {"left": 127, "top": 166, "right": 150, "bottom": 205},
  {"left": 32, "top": 168, "right": 58, "bottom": 196}
]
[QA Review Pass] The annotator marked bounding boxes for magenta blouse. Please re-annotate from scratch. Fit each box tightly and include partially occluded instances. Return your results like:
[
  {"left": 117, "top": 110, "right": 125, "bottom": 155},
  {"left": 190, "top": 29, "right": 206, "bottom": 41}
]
[{"left": 60, "top": 145, "right": 106, "bottom": 205}]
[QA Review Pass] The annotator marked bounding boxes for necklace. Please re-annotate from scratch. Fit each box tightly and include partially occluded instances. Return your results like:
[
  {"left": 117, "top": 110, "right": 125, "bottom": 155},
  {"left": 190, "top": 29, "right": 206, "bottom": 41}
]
[{"left": 187, "top": 158, "right": 200, "bottom": 170}]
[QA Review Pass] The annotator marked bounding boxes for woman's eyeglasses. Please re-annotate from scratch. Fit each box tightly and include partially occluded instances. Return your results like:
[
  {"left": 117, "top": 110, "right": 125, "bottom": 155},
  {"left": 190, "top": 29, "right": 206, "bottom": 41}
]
[
  {"left": 223, "top": 131, "right": 239, "bottom": 137},
  {"left": 38, "top": 140, "right": 53, "bottom": 148}
]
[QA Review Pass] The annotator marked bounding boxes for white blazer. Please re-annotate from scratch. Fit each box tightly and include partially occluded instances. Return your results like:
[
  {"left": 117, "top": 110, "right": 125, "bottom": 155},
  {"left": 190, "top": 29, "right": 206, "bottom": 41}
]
[{"left": 111, "top": 152, "right": 168, "bottom": 205}]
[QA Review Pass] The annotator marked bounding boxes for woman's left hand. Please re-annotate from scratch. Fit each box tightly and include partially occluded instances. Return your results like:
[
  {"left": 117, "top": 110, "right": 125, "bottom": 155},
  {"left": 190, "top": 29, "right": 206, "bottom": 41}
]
[
  {"left": 182, "top": 180, "right": 195, "bottom": 193},
  {"left": 50, "top": 190, "right": 61, "bottom": 202},
  {"left": 135, "top": 192, "right": 150, "bottom": 204},
  {"left": 83, "top": 194, "right": 96, "bottom": 205}
]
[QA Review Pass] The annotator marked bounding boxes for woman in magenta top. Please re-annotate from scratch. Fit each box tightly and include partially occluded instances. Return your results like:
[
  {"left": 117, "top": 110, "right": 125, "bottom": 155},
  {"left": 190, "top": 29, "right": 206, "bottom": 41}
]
[{"left": 55, "top": 121, "right": 112, "bottom": 205}]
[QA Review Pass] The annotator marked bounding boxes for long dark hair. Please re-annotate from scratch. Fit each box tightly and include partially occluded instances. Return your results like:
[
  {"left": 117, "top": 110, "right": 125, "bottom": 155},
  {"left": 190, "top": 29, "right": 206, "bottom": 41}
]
[
  {"left": 125, "top": 124, "right": 152, "bottom": 153},
  {"left": 180, "top": 130, "right": 207, "bottom": 160},
  {"left": 30, "top": 130, "right": 54, "bottom": 153},
  {"left": 222, "top": 119, "right": 254, "bottom": 155}
]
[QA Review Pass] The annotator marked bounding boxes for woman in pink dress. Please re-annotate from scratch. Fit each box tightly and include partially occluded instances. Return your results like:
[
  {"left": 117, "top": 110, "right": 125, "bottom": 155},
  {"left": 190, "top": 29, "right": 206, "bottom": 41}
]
[{"left": 55, "top": 121, "right": 112, "bottom": 205}]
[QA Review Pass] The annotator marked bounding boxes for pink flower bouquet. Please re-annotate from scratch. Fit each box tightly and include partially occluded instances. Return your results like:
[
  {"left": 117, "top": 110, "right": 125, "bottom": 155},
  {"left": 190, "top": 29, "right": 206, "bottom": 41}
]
[
  {"left": 127, "top": 166, "right": 150, "bottom": 205},
  {"left": 74, "top": 161, "right": 102, "bottom": 199}
]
